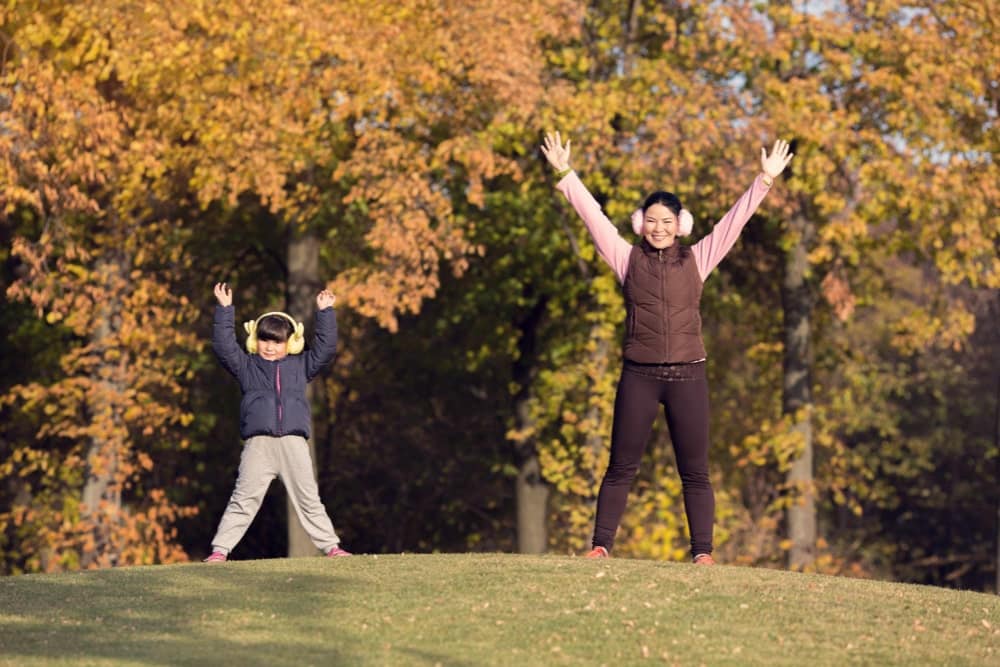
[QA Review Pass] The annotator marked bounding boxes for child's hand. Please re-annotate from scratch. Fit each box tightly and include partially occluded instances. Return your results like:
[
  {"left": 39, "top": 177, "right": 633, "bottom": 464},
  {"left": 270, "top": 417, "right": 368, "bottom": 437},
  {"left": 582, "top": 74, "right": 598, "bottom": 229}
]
[
  {"left": 214, "top": 282, "right": 233, "bottom": 307},
  {"left": 316, "top": 289, "right": 336, "bottom": 310}
]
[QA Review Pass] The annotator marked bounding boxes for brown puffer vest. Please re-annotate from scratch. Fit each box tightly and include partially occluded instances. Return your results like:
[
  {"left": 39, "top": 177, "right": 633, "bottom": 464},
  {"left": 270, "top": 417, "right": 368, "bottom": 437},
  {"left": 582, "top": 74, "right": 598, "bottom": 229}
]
[{"left": 622, "top": 240, "right": 705, "bottom": 363}]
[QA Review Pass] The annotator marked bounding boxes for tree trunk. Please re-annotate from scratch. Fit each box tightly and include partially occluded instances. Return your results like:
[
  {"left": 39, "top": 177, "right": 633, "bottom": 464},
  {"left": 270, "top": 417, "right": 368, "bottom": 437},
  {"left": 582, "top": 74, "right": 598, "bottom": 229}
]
[
  {"left": 81, "top": 320, "right": 120, "bottom": 513},
  {"left": 995, "top": 376, "right": 999, "bottom": 594},
  {"left": 286, "top": 229, "right": 323, "bottom": 557},
  {"left": 782, "top": 218, "right": 816, "bottom": 570},
  {"left": 80, "top": 258, "right": 127, "bottom": 568},
  {"left": 995, "top": 333, "right": 1000, "bottom": 594},
  {"left": 513, "top": 297, "right": 549, "bottom": 553},
  {"left": 583, "top": 334, "right": 611, "bottom": 528},
  {"left": 515, "top": 398, "right": 549, "bottom": 554}
]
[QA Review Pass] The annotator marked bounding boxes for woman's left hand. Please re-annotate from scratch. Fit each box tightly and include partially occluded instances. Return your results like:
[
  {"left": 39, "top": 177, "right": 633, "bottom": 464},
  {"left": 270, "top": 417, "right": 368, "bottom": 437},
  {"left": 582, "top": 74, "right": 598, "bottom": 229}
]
[{"left": 761, "top": 139, "right": 794, "bottom": 179}]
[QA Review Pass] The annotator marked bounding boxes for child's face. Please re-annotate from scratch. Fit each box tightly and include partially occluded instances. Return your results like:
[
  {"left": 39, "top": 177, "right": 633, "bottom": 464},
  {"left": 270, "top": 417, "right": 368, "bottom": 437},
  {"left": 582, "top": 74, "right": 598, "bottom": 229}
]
[{"left": 257, "top": 338, "right": 288, "bottom": 361}]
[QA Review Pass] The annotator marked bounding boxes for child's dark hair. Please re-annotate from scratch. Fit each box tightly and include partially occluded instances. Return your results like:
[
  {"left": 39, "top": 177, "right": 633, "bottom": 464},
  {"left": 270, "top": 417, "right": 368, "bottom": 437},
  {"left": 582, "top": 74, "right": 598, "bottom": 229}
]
[
  {"left": 641, "top": 191, "right": 683, "bottom": 216},
  {"left": 256, "top": 314, "right": 294, "bottom": 343}
]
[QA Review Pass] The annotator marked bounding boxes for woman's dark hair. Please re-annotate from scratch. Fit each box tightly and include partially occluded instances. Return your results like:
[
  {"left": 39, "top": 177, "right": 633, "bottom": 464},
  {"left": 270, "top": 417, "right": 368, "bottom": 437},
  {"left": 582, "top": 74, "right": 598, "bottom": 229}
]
[
  {"left": 257, "top": 314, "right": 294, "bottom": 343},
  {"left": 641, "top": 190, "right": 683, "bottom": 216}
]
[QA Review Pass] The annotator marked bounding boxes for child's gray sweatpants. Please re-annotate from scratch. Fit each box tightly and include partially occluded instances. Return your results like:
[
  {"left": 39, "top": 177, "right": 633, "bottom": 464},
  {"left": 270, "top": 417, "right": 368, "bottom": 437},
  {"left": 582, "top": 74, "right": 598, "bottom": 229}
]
[{"left": 211, "top": 434, "right": 340, "bottom": 555}]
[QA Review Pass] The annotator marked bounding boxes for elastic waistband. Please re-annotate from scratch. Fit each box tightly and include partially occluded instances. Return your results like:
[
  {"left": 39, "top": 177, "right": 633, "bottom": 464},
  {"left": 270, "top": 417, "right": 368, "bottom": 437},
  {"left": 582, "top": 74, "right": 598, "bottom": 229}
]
[
  {"left": 623, "top": 358, "right": 706, "bottom": 381},
  {"left": 242, "top": 431, "right": 308, "bottom": 442},
  {"left": 623, "top": 358, "right": 706, "bottom": 368}
]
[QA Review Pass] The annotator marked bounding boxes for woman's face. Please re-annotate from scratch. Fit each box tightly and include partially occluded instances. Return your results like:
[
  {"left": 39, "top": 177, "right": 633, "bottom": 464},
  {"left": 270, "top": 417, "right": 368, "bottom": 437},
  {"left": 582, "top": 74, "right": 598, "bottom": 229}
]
[{"left": 642, "top": 203, "right": 677, "bottom": 249}]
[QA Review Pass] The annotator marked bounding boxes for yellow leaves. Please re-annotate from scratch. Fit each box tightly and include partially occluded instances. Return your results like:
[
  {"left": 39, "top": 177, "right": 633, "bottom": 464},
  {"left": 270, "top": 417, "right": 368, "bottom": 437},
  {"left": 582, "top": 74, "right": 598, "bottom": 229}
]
[
  {"left": 506, "top": 425, "right": 536, "bottom": 444},
  {"left": 735, "top": 414, "right": 806, "bottom": 472},
  {"left": 891, "top": 305, "right": 975, "bottom": 355},
  {"left": 614, "top": 474, "right": 688, "bottom": 561},
  {"left": 74, "top": 31, "right": 107, "bottom": 67}
]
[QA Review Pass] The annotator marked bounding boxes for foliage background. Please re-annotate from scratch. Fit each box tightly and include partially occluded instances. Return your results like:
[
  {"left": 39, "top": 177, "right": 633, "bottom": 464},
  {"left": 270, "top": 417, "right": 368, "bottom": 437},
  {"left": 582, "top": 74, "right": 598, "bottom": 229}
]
[{"left": 1, "top": 0, "right": 997, "bottom": 590}]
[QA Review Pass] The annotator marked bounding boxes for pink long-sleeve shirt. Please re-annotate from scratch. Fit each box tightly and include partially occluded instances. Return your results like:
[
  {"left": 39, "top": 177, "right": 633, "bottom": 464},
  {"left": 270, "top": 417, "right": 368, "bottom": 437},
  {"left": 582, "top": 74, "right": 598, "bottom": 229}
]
[{"left": 555, "top": 172, "right": 773, "bottom": 284}]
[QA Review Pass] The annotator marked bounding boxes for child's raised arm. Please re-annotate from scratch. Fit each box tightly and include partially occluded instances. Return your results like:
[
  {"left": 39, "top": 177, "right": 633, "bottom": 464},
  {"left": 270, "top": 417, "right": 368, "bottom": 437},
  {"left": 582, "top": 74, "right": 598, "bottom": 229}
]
[
  {"left": 214, "top": 282, "right": 233, "bottom": 307},
  {"left": 305, "top": 287, "right": 338, "bottom": 381},
  {"left": 212, "top": 282, "right": 248, "bottom": 380}
]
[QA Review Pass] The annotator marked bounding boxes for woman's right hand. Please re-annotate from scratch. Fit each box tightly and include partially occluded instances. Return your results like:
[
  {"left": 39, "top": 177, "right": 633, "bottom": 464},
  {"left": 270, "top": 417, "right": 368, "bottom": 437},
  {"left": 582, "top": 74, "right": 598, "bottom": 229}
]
[{"left": 541, "top": 131, "right": 572, "bottom": 172}]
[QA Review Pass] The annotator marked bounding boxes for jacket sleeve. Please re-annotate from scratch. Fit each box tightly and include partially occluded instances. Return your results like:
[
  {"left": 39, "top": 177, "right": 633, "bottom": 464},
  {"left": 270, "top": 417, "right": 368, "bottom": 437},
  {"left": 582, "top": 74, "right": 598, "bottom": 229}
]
[
  {"left": 555, "top": 171, "right": 633, "bottom": 284},
  {"left": 691, "top": 174, "right": 772, "bottom": 281},
  {"left": 212, "top": 305, "right": 249, "bottom": 381},
  {"left": 304, "top": 307, "right": 338, "bottom": 381}
]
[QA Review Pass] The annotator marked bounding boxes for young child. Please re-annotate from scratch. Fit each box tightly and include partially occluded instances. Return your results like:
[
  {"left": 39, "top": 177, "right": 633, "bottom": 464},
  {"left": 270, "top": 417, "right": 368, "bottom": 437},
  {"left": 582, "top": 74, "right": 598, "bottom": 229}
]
[{"left": 203, "top": 282, "right": 350, "bottom": 562}]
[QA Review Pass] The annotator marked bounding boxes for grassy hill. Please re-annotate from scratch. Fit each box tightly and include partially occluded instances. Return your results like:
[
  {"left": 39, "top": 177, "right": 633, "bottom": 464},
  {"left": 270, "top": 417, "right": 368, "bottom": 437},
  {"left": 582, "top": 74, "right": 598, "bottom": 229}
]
[{"left": 1, "top": 553, "right": 998, "bottom": 666}]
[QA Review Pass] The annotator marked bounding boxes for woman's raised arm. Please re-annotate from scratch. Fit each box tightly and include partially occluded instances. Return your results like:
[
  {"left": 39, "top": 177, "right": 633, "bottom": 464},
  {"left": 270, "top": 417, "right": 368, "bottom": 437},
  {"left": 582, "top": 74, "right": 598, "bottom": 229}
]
[
  {"left": 542, "top": 132, "right": 632, "bottom": 283},
  {"left": 692, "top": 139, "right": 794, "bottom": 281}
]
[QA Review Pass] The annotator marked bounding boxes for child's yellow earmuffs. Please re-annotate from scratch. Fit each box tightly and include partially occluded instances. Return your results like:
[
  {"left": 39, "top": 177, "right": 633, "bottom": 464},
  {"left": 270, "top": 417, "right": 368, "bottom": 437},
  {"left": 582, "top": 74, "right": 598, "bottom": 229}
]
[{"left": 244, "top": 312, "right": 306, "bottom": 355}]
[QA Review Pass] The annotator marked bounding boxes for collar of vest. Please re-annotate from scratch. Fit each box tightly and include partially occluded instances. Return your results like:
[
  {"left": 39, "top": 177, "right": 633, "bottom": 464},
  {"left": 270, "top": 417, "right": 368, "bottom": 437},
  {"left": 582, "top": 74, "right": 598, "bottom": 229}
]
[{"left": 638, "top": 239, "right": 687, "bottom": 257}]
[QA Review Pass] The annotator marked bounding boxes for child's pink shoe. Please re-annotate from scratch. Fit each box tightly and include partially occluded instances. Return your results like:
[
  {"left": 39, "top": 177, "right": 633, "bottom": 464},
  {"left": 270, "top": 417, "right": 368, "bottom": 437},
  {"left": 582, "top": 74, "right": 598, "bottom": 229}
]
[
  {"left": 203, "top": 551, "right": 227, "bottom": 563},
  {"left": 326, "top": 546, "right": 352, "bottom": 557}
]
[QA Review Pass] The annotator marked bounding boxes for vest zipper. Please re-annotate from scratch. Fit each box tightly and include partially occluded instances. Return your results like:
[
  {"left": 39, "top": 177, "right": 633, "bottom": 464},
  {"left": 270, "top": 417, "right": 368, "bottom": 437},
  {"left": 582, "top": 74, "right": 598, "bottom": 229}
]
[{"left": 658, "top": 249, "right": 669, "bottom": 360}]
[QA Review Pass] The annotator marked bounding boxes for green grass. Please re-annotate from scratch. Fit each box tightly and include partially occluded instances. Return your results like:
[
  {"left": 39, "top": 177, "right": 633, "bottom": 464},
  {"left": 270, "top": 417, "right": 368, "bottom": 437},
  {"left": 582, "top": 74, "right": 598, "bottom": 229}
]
[{"left": 1, "top": 553, "right": 998, "bottom": 666}]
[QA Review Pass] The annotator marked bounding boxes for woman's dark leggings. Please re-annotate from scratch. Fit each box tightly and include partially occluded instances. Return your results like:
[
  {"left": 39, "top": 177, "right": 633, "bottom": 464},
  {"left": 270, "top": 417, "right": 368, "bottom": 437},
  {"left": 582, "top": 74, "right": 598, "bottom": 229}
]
[{"left": 592, "top": 360, "right": 714, "bottom": 557}]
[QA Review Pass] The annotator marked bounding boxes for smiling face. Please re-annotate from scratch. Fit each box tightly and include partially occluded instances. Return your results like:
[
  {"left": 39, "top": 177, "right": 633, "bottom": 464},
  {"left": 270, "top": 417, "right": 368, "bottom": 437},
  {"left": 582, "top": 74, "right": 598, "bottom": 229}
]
[
  {"left": 254, "top": 314, "right": 294, "bottom": 361},
  {"left": 642, "top": 203, "right": 678, "bottom": 249},
  {"left": 257, "top": 338, "right": 288, "bottom": 361}
]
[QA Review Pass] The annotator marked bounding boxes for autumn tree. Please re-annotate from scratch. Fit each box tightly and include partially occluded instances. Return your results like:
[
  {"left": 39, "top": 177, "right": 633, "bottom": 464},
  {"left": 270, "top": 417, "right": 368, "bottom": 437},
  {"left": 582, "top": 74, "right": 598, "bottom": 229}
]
[
  {"left": 2, "top": 0, "right": 996, "bottom": 587},
  {"left": 505, "top": 0, "right": 997, "bottom": 575},
  {"left": 2, "top": 0, "right": 582, "bottom": 565},
  {"left": 0, "top": 2, "right": 201, "bottom": 570},
  {"left": 703, "top": 0, "right": 999, "bottom": 572}
]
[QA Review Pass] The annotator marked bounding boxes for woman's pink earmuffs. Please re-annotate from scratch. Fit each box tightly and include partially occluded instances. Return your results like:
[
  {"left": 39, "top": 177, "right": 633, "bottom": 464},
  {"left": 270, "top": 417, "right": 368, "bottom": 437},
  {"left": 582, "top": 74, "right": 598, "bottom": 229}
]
[{"left": 631, "top": 208, "right": 694, "bottom": 237}]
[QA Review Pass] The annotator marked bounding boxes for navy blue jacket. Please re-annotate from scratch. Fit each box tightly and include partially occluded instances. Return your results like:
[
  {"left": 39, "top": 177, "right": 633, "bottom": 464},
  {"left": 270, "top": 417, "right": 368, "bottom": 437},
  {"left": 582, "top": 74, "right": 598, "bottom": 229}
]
[{"left": 213, "top": 305, "right": 337, "bottom": 440}]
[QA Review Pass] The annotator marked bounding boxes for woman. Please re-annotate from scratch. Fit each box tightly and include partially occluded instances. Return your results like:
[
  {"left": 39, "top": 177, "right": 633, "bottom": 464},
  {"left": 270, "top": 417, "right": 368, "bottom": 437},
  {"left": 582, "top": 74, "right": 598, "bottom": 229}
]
[{"left": 540, "top": 132, "right": 793, "bottom": 563}]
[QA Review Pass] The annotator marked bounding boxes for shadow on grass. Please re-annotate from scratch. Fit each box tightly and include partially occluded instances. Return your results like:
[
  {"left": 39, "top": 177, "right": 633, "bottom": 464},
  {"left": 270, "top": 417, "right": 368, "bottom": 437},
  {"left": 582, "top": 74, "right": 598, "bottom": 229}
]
[{"left": 2, "top": 563, "right": 364, "bottom": 666}]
